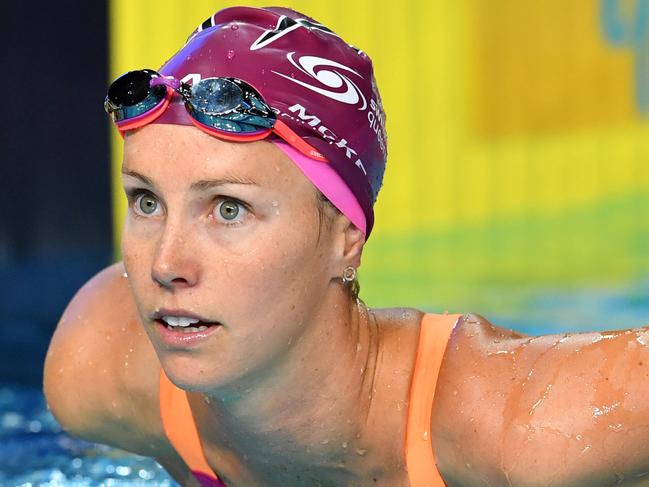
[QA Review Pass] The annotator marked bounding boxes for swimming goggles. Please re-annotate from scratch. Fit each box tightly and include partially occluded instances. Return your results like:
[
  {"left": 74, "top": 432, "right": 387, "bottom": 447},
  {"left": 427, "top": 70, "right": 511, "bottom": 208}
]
[{"left": 104, "top": 69, "right": 326, "bottom": 161}]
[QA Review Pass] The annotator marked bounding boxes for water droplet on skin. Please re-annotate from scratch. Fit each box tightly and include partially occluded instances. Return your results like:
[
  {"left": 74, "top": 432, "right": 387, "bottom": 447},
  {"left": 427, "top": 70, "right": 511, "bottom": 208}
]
[
  {"left": 341, "top": 442, "right": 348, "bottom": 449},
  {"left": 275, "top": 210, "right": 280, "bottom": 215},
  {"left": 592, "top": 401, "right": 620, "bottom": 418},
  {"left": 121, "top": 327, "right": 126, "bottom": 332},
  {"left": 86, "top": 360, "right": 93, "bottom": 366},
  {"left": 105, "top": 333, "right": 112, "bottom": 341},
  {"left": 356, "top": 449, "right": 367, "bottom": 456},
  {"left": 124, "top": 362, "right": 129, "bottom": 367},
  {"left": 321, "top": 439, "right": 329, "bottom": 445},
  {"left": 423, "top": 431, "right": 429, "bottom": 441},
  {"left": 271, "top": 200, "right": 279, "bottom": 207},
  {"left": 58, "top": 368, "right": 64, "bottom": 375},
  {"left": 231, "top": 24, "right": 239, "bottom": 30},
  {"left": 227, "top": 49, "right": 235, "bottom": 60}
]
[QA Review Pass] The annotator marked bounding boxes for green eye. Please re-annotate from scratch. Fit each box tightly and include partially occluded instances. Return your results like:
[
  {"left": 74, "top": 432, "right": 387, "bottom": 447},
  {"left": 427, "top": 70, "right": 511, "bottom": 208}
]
[
  {"left": 219, "top": 200, "right": 240, "bottom": 220},
  {"left": 137, "top": 194, "right": 158, "bottom": 214}
]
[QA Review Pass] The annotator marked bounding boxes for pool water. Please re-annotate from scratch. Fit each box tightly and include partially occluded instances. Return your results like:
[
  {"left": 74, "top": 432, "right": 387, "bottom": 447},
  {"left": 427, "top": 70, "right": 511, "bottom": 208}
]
[
  {"left": 2, "top": 282, "right": 648, "bottom": 486},
  {"left": 0, "top": 386, "right": 175, "bottom": 486}
]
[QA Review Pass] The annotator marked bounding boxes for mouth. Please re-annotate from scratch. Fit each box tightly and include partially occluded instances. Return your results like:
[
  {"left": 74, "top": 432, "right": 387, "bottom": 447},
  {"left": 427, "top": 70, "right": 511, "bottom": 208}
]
[
  {"left": 155, "top": 317, "right": 217, "bottom": 332},
  {"left": 152, "top": 310, "right": 221, "bottom": 345}
]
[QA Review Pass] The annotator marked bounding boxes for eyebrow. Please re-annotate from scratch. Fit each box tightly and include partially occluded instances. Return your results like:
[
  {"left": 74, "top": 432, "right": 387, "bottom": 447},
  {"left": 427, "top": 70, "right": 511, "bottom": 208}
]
[{"left": 121, "top": 170, "right": 260, "bottom": 191}]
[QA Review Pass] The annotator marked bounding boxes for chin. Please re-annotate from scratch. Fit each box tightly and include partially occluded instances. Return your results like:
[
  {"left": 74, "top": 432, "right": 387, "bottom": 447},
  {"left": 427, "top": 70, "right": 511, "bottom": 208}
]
[{"left": 158, "top": 351, "right": 242, "bottom": 394}]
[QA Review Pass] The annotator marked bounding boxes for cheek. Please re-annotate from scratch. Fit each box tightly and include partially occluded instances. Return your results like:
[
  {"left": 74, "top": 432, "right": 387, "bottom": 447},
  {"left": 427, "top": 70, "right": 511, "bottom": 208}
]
[
  {"left": 120, "top": 228, "right": 156, "bottom": 304},
  {"left": 214, "top": 232, "right": 329, "bottom": 324}
]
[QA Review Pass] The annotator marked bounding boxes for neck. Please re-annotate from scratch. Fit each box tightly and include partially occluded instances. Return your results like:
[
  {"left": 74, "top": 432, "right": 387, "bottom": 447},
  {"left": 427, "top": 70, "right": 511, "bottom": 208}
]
[{"left": 191, "top": 289, "right": 385, "bottom": 483}]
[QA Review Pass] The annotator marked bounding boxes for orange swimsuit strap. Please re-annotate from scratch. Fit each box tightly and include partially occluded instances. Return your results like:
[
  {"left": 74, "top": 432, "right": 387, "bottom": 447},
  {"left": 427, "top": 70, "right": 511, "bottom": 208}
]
[{"left": 405, "top": 313, "right": 461, "bottom": 487}]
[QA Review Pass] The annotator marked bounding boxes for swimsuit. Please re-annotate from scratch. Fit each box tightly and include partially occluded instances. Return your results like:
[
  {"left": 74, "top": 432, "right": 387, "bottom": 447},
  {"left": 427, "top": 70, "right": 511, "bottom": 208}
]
[{"left": 159, "top": 313, "right": 460, "bottom": 487}]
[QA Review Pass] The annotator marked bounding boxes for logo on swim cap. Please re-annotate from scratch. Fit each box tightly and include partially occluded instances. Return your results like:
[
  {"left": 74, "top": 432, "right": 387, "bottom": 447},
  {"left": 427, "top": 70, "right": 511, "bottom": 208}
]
[
  {"left": 250, "top": 15, "right": 339, "bottom": 51},
  {"left": 273, "top": 53, "right": 367, "bottom": 110}
]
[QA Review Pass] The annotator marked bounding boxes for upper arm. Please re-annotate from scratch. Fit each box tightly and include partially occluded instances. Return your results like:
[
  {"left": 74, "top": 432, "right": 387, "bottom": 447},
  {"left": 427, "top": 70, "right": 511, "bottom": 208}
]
[
  {"left": 43, "top": 266, "right": 118, "bottom": 439},
  {"left": 432, "top": 313, "right": 649, "bottom": 487},
  {"left": 43, "top": 262, "right": 140, "bottom": 444}
]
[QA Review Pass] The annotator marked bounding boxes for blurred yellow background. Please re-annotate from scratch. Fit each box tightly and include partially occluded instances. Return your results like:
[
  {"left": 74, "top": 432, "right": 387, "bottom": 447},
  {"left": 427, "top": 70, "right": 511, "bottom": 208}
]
[{"left": 109, "top": 0, "right": 649, "bottom": 323}]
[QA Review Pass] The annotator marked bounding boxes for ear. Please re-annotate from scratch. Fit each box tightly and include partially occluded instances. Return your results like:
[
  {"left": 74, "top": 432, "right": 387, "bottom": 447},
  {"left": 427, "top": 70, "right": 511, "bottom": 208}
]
[{"left": 337, "top": 217, "right": 366, "bottom": 269}]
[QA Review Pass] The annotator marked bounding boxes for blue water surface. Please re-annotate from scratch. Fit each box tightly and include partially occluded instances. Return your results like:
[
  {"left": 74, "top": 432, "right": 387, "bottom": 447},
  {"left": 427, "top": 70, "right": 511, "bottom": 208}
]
[{"left": 0, "top": 386, "right": 176, "bottom": 487}]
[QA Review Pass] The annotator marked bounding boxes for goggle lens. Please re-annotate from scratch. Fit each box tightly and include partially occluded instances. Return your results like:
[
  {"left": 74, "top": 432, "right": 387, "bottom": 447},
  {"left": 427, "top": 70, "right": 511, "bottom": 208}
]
[
  {"left": 191, "top": 78, "right": 243, "bottom": 114},
  {"left": 105, "top": 70, "right": 167, "bottom": 123}
]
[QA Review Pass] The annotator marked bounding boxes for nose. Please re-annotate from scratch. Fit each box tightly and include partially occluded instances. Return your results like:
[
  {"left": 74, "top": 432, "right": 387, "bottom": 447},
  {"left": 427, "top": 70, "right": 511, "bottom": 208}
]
[{"left": 151, "top": 226, "right": 200, "bottom": 290}]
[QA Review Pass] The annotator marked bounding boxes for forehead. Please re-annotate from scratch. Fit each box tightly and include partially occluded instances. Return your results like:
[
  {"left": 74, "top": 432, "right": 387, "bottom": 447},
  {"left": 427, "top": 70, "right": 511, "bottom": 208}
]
[{"left": 122, "top": 124, "right": 313, "bottom": 194}]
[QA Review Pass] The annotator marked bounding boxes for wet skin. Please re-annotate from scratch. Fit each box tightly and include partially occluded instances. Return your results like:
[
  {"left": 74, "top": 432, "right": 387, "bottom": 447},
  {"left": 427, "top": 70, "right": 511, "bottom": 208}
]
[{"left": 44, "top": 125, "right": 649, "bottom": 486}]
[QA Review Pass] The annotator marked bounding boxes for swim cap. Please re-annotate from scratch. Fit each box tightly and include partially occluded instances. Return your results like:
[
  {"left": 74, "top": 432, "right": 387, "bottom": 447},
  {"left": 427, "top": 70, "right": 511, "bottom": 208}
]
[{"left": 153, "top": 6, "right": 387, "bottom": 237}]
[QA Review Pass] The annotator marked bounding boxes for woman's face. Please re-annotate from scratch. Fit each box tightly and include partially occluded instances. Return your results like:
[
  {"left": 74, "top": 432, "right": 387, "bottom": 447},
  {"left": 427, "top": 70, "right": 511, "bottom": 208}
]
[{"left": 121, "top": 124, "right": 343, "bottom": 391}]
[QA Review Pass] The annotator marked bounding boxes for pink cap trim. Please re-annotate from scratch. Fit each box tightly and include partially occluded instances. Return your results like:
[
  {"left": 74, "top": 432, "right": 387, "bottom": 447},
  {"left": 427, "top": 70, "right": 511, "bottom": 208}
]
[{"left": 272, "top": 142, "right": 367, "bottom": 235}]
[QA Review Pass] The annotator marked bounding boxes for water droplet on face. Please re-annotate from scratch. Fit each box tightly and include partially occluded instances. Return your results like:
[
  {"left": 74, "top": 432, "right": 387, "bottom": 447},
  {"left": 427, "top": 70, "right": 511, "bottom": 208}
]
[
  {"left": 355, "top": 448, "right": 367, "bottom": 456},
  {"left": 423, "top": 431, "right": 429, "bottom": 441},
  {"left": 227, "top": 49, "right": 235, "bottom": 60},
  {"left": 231, "top": 24, "right": 239, "bottom": 30}
]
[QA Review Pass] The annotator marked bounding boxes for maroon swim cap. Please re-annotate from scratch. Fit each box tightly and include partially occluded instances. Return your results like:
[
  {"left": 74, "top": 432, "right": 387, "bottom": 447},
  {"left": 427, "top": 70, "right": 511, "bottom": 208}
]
[{"left": 154, "top": 6, "right": 387, "bottom": 237}]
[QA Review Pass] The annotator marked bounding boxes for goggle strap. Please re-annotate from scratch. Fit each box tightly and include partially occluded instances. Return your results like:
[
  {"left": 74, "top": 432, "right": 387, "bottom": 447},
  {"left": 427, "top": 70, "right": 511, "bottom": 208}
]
[{"left": 273, "top": 120, "right": 328, "bottom": 162}]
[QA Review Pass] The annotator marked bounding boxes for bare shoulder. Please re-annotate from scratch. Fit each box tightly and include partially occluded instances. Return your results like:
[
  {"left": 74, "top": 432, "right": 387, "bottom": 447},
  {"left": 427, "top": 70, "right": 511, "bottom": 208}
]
[
  {"left": 43, "top": 262, "right": 168, "bottom": 458},
  {"left": 431, "top": 313, "right": 649, "bottom": 486}
]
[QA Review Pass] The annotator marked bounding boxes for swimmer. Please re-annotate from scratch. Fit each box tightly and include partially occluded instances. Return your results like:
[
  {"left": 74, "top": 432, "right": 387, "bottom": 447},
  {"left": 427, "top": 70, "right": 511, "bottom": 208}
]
[{"left": 43, "top": 6, "right": 649, "bottom": 487}]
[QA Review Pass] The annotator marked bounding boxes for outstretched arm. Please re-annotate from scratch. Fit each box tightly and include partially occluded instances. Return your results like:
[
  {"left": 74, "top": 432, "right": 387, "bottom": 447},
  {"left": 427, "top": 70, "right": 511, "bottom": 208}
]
[{"left": 432, "top": 314, "right": 649, "bottom": 487}]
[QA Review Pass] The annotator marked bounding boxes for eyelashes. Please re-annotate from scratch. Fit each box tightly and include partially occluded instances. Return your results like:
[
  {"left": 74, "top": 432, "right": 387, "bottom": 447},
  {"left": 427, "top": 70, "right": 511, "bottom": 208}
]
[{"left": 124, "top": 188, "right": 251, "bottom": 227}]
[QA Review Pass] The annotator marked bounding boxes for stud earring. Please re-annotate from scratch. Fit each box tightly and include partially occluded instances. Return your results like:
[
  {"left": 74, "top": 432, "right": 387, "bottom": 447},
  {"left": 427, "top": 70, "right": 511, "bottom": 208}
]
[{"left": 342, "top": 266, "right": 356, "bottom": 283}]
